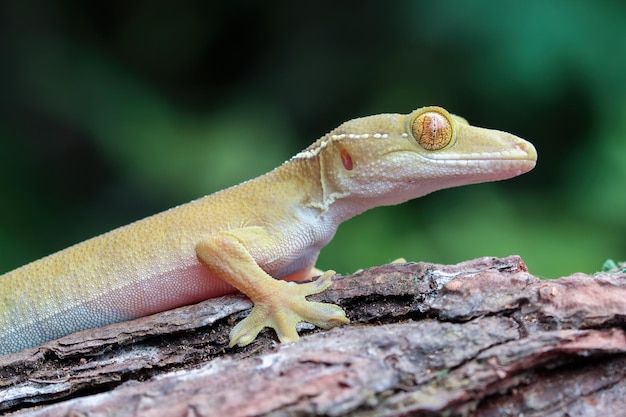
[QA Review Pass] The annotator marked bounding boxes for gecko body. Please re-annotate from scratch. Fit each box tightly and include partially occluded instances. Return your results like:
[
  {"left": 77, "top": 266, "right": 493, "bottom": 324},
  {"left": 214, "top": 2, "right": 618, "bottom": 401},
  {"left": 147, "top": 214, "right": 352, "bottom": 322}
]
[{"left": 0, "top": 106, "right": 537, "bottom": 354}]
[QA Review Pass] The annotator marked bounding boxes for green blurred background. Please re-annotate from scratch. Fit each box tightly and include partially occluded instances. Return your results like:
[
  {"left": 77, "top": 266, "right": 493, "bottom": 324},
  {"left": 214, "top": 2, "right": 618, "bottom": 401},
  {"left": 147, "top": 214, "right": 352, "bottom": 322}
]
[{"left": 1, "top": 1, "right": 625, "bottom": 279}]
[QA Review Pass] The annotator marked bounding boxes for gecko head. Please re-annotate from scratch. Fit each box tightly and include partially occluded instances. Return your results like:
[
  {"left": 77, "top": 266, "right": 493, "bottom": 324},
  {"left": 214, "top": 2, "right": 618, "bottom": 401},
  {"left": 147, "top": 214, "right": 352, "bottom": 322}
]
[{"left": 305, "top": 106, "right": 537, "bottom": 208}]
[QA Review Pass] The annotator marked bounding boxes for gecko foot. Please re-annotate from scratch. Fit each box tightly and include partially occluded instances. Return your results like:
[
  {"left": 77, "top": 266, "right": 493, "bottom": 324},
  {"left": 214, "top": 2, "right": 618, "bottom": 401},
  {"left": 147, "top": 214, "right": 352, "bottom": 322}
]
[{"left": 228, "top": 270, "right": 349, "bottom": 347}]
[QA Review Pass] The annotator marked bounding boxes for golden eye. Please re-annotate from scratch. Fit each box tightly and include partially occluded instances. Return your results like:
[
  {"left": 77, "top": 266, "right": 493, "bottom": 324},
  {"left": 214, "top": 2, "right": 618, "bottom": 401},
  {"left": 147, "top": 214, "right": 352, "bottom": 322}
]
[{"left": 412, "top": 111, "right": 453, "bottom": 150}]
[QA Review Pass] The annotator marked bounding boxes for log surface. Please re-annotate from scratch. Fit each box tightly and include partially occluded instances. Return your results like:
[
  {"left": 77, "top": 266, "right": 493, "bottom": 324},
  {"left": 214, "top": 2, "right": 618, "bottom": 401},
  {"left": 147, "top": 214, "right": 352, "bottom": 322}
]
[{"left": 1, "top": 256, "right": 625, "bottom": 416}]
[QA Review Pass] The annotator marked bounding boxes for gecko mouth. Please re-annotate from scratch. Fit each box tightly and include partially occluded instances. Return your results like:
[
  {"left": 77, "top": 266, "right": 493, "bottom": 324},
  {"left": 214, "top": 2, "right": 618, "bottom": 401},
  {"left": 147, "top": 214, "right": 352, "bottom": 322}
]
[
  {"left": 424, "top": 157, "right": 536, "bottom": 173},
  {"left": 385, "top": 148, "right": 537, "bottom": 176},
  {"left": 422, "top": 147, "right": 537, "bottom": 162},
  {"left": 414, "top": 150, "right": 537, "bottom": 164}
]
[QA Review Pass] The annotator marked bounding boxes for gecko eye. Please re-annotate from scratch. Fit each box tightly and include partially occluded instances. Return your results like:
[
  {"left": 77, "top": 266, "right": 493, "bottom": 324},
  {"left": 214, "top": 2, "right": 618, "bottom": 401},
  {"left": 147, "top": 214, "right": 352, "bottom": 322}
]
[{"left": 412, "top": 110, "right": 453, "bottom": 151}]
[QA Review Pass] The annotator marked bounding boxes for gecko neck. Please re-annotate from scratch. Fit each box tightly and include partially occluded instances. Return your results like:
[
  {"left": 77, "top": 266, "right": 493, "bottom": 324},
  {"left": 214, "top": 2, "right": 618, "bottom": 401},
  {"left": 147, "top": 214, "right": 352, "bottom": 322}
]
[{"left": 268, "top": 155, "right": 377, "bottom": 227}]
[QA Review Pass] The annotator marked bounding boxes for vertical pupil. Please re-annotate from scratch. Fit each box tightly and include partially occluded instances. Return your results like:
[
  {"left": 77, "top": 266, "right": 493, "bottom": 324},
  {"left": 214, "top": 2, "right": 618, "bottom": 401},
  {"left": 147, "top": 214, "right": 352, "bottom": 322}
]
[{"left": 430, "top": 117, "right": 439, "bottom": 139}]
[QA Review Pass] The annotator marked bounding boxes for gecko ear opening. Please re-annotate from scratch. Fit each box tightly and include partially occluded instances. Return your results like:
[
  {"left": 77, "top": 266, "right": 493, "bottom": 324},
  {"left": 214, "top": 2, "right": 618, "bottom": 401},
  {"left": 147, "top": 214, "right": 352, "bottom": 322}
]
[{"left": 411, "top": 107, "right": 456, "bottom": 151}]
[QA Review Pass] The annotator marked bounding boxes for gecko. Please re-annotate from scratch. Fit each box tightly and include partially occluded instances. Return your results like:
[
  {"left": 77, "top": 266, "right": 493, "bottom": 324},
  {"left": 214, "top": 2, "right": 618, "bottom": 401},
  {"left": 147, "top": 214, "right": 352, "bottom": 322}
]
[{"left": 0, "top": 106, "right": 537, "bottom": 355}]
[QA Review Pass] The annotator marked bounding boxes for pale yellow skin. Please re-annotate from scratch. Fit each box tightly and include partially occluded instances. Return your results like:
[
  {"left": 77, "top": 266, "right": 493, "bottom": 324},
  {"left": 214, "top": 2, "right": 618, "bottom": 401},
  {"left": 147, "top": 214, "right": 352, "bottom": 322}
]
[{"left": 0, "top": 106, "right": 537, "bottom": 355}]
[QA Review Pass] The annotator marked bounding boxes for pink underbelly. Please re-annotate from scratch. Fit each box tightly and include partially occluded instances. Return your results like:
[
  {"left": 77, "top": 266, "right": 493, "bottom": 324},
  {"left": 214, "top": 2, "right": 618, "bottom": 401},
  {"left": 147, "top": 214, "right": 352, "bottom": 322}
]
[{"left": 102, "top": 262, "right": 313, "bottom": 320}]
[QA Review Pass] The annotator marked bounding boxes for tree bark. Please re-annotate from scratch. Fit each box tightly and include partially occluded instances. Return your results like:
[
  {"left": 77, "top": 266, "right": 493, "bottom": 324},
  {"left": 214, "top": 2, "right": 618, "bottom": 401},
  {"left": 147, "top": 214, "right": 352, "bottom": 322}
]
[{"left": 1, "top": 256, "right": 625, "bottom": 416}]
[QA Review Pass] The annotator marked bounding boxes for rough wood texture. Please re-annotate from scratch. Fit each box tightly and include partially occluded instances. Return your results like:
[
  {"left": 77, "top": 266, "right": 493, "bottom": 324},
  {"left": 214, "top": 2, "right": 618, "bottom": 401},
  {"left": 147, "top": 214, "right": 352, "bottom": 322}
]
[{"left": 1, "top": 256, "right": 625, "bottom": 416}]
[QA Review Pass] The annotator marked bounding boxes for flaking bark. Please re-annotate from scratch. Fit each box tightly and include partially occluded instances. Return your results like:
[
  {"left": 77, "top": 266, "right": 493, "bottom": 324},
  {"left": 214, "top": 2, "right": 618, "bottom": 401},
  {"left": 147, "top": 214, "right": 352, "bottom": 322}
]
[{"left": 1, "top": 256, "right": 625, "bottom": 416}]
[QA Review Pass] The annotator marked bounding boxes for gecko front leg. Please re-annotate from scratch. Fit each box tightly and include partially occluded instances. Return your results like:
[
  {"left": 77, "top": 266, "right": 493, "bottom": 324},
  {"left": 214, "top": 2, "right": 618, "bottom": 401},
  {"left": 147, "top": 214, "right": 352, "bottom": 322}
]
[{"left": 195, "top": 227, "right": 349, "bottom": 346}]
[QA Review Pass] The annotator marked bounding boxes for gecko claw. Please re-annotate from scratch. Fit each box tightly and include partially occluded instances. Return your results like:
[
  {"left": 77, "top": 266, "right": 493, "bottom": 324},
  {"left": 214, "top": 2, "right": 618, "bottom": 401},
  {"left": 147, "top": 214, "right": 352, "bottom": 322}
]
[{"left": 228, "top": 271, "right": 348, "bottom": 347}]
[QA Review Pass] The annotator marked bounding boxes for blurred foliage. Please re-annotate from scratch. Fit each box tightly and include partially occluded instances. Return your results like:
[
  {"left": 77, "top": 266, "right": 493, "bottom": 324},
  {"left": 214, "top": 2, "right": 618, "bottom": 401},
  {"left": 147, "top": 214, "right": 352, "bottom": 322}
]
[{"left": 0, "top": 0, "right": 625, "bottom": 278}]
